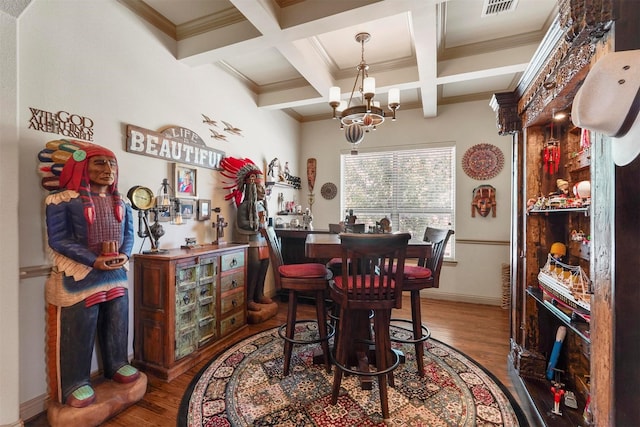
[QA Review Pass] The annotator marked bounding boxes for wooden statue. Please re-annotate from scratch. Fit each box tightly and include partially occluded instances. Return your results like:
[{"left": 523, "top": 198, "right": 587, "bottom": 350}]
[
  {"left": 40, "top": 141, "right": 146, "bottom": 425},
  {"left": 220, "top": 157, "right": 278, "bottom": 323}
]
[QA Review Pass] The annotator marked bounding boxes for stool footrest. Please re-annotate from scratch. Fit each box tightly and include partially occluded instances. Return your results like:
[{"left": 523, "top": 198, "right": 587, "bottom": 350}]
[
  {"left": 278, "top": 320, "right": 335, "bottom": 345},
  {"left": 389, "top": 318, "right": 431, "bottom": 344},
  {"left": 330, "top": 348, "right": 401, "bottom": 377}
]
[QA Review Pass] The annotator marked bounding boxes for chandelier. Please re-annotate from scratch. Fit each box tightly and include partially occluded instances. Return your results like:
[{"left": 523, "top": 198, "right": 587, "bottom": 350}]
[{"left": 329, "top": 32, "right": 400, "bottom": 154}]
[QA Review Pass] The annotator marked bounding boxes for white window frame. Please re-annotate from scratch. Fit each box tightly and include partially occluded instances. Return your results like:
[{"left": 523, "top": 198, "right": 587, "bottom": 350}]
[{"left": 340, "top": 143, "right": 456, "bottom": 259}]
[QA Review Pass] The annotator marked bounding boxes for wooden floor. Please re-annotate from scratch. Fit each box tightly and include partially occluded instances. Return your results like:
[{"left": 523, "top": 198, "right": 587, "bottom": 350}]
[{"left": 26, "top": 296, "right": 529, "bottom": 426}]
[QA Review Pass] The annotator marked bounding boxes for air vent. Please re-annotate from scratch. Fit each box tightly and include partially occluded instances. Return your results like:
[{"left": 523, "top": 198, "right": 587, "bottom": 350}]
[{"left": 481, "top": 0, "right": 519, "bottom": 16}]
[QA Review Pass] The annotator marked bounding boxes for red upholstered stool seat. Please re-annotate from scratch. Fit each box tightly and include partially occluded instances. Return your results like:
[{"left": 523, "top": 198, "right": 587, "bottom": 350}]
[
  {"left": 279, "top": 263, "right": 329, "bottom": 278},
  {"left": 394, "top": 265, "right": 432, "bottom": 281}
]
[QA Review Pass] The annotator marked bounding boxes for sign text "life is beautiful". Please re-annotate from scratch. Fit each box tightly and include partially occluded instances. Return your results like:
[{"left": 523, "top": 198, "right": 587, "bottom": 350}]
[{"left": 126, "top": 124, "right": 224, "bottom": 170}]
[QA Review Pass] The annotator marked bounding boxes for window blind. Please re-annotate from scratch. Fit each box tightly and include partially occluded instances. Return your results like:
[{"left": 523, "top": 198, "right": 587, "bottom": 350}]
[{"left": 341, "top": 145, "right": 455, "bottom": 257}]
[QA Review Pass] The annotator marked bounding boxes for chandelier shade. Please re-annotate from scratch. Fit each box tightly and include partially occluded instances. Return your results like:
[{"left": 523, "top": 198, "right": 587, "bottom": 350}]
[{"left": 328, "top": 32, "right": 400, "bottom": 152}]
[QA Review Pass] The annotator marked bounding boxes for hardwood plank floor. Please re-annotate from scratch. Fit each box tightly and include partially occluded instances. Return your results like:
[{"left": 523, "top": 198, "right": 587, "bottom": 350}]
[{"left": 26, "top": 296, "right": 528, "bottom": 426}]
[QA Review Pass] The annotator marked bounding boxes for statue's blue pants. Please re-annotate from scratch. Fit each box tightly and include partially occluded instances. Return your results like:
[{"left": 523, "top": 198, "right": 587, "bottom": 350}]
[{"left": 59, "top": 292, "right": 129, "bottom": 403}]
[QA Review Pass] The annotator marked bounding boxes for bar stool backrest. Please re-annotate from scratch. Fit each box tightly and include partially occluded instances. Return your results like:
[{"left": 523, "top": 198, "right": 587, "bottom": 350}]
[
  {"left": 338, "top": 232, "right": 411, "bottom": 309},
  {"left": 420, "top": 227, "right": 454, "bottom": 288}
]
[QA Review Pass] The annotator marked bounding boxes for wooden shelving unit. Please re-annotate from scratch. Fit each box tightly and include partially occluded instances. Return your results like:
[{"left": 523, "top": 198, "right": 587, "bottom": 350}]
[{"left": 487, "top": 1, "right": 640, "bottom": 424}]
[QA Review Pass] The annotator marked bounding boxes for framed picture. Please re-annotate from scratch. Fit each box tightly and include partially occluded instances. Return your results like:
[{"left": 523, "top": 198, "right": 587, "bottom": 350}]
[
  {"left": 156, "top": 207, "right": 171, "bottom": 222},
  {"left": 197, "top": 199, "right": 211, "bottom": 221},
  {"left": 174, "top": 163, "right": 197, "bottom": 198},
  {"left": 180, "top": 199, "right": 195, "bottom": 219}
]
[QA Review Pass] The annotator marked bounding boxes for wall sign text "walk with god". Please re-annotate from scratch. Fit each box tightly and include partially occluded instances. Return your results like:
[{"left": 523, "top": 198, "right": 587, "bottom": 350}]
[{"left": 126, "top": 124, "right": 225, "bottom": 170}]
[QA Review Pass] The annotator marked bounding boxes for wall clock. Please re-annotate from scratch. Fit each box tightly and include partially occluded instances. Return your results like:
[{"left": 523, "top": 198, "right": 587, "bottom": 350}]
[
  {"left": 462, "top": 143, "right": 504, "bottom": 180},
  {"left": 320, "top": 182, "right": 337, "bottom": 200}
]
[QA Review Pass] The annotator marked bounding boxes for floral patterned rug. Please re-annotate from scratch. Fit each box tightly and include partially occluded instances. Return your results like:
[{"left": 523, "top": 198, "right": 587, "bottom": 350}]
[{"left": 178, "top": 324, "right": 527, "bottom": 426}]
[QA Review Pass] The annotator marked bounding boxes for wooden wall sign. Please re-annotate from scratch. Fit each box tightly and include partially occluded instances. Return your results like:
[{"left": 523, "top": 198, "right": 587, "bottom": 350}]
[{"left": 126, "top": 124, "right": 225, "bottom": 170}]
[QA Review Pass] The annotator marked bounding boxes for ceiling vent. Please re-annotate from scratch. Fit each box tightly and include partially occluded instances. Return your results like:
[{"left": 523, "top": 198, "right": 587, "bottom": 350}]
[{"left": 481, "top": 0, "right": 519, "bottom": 17}]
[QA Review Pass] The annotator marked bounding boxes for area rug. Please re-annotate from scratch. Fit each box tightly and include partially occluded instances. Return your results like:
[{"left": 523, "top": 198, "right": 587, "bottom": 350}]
[{"left": 178, "top": 324, "right": 527, "bottom": 426}]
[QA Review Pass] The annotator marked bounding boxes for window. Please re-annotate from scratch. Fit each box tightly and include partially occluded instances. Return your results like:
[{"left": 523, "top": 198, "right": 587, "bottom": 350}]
[{"left": 341, "top": 144, "right": 455, "bottom": 258}]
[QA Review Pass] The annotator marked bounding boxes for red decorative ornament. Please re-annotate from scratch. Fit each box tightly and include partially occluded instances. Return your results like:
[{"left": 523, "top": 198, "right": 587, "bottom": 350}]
[
  {"left": 543, "top": 142, "right": 560, "bottom": 174},
  {"left": 362, "top": 114, "right": 374, "bottom": 127}
]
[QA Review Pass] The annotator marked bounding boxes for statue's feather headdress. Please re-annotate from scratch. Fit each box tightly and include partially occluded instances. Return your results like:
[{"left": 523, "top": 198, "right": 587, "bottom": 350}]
[
  {"left": 219, "top": 157, "right": 263, "bottom": 206},
  {"left": 38, "top": 139, "right": 123, "bottom": 224}
]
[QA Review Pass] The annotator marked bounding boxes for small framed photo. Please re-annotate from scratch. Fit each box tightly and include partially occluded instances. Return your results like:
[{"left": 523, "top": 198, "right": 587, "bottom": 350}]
[
  {"left": 174, "top": 163, "right": 197, "bottom": 198},
  {"left": 197, "top": 199, "right": 211, "bottom": 221},
  {"left": 156, "top": 207, "right": 171, "bottom": 222},
  {"left": 180, "top": 199, "right": 195, "bottom": 219}
]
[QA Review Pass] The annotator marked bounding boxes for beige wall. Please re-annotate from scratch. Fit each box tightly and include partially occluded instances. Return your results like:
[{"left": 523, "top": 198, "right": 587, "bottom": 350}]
[
  {"left": 6, "top": 0, "right": 513, "bottom": 422},
  {"left": 13, "top": 0, "right": 300, "bottom": 420},
  {"left": 0, "top": 8, "right": 22, "bottom": 427}
]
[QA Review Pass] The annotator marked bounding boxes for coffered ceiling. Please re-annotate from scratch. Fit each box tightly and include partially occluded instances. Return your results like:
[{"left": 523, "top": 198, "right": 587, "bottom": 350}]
[{"left": 8, "top": 0, "right": 559, "bottom": 122}]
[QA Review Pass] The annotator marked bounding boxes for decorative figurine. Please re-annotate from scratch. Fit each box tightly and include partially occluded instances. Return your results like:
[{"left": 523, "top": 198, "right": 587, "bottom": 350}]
[
  {"left": 551, "top": 385, "right": 566, "bottom": 415},
  {"left": 214, "top": 210, "right": 228, "bottom": 245},
  {"left": 302, "top": 208, "right": 313, "bottom": 230},
  {"left": 550, "top": 178, "right": 570, "bottom": 196},
  {"left": 42, "top": 142, "right": 145, "bottom": 416}
]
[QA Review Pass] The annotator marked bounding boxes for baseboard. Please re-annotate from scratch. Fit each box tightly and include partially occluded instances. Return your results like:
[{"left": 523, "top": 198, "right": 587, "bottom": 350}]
[
  {"left": 419, "top": 289, "right": 502, "bottom": 307},
  {"left": 20, "top": 393, "right": 47, "bottom": 423}
]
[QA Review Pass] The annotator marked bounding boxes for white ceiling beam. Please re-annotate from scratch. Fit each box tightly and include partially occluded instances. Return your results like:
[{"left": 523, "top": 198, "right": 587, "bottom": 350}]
[
  {"left": 437, "top": 63, "right": 529, "bottom": 85},
  {"left": 178, "top": 0, "right": 429, "bottom": 67},
  {"left": 228, "top": 0, "right": 281, "bottom": 34},
  {"left": 411, "top": 3, "right": 438, "bottom": 118}
]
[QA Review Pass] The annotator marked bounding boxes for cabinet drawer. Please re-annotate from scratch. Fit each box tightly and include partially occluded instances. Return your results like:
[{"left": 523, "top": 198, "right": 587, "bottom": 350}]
[
  {"left": 175, "top": 327, "right": 197, "bottom": 360},
  {"left": 199, "top": 256, "right": 217, "bottom": 281},
  {"left": 221, "top": 270, "right": 244, "bottom": 293},
  {"left": 221, "top": 251, "right": 245, "bottom": 272},
  {"left": 176, "top": 307, "right": 196, "bottom": 330},
  {"left": 198, "top": 280, "right": 215, "bottom": 301},
  {"left": 198, "top": 317, "right": 216, "bottom": 346},
  {"left": 198, "top": 299, "right": 215, "bottom": 319},
  {"left": 176, "top": 287, "right": 196, "bottom": 313},
  {"left": 220, "top": 288, "right": 244, "bottom": 315},
  {"left": 176, "top": 264, "right": 198, "bottom": 287},
  {"left": 220, "top": 311, "right": 245, "bottom": 336}
]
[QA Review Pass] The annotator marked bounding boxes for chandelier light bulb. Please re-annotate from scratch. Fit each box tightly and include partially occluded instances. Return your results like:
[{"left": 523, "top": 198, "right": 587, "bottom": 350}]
[
  {"left": 329, "top": 86, "right": 341, "bottom": 104},
  {"left": 388, "top": 88, "right": 400, "bottom": 106},
  {"left": 363, "top": 77, "right": 375, "bottom": 96}
]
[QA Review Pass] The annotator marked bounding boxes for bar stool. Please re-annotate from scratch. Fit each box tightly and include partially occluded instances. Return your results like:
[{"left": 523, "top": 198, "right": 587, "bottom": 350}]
[
  {"left": 260, "top": 226, "right": 334, "bottom": 376},
  {"left": 390, "top": 227, "right": 454, "bottom": 376},
  {"left": 329, "top": 232, "right": 410, "bottom": 420}
]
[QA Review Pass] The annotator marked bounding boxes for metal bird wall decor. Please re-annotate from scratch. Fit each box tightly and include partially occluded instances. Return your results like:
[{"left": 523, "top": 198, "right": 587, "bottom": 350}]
[
  {"left": 210, "top": 128, "right": 228, "bottom": 141},
  {"left": 222, "top": 121, "right": 243, "bottom": 137},
  {"left": 202, "top": 114, "right": 244, "bottom": 140}
]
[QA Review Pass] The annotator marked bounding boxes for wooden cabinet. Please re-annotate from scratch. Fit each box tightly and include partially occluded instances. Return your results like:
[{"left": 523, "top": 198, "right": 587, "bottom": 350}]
[
  {"left": 132, "top": 244, "right": 248, "bottom": 381},
  {"left": 490, "top": 1, "right": 640, "bottom": 424}
]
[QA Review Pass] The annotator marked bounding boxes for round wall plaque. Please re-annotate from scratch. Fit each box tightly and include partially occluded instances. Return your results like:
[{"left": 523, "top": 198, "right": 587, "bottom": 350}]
[
  {"left": 320, "top": 182, "right": 337, "bottom": 200},
  {"left": 462, "top": 143, "right": 504, "bottom": 180}
]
